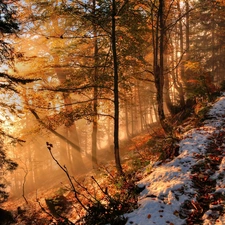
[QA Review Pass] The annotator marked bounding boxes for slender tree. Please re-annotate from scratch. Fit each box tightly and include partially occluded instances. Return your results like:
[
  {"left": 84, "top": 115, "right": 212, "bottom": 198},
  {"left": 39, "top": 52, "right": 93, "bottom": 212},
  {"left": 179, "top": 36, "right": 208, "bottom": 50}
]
[
  {"left": 91, "top": 0, "right": 99, "bottom": 169},
  {"left": 111, "top": 0, "right": 123, "bottom": 175},
  {"left": 150, "top": 0, "right": 171, "bottom": 133}
]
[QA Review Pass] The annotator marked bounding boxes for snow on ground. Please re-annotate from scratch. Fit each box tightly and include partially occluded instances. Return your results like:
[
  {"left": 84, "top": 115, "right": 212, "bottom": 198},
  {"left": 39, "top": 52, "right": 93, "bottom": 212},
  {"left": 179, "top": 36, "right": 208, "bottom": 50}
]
[{"left": 125, "top": 94, "right": 225, "bottom": 225}]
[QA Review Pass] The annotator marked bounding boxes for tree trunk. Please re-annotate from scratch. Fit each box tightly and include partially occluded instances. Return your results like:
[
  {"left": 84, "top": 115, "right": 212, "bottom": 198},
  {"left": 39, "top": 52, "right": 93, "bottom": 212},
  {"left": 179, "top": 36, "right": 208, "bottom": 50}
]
[
  {"left": 112, "top": 0, "right": 123, "bottom": 175},
  {"left": 137, "top": 81, "right": 144, "bottom": 132},
  {"left": 185, "top": 0, "right": 190, "bottom": 59},
  {"left": 92, "top": 0, "right": 98, "bottom": 169},
  {"left": 131, "top": 95, "right": 135, "bottom": 136},
  {"left": 164, "top": 73, "right": 174, "bottom": 115},
  {"left": 124, "top": 97, "right": 131, "bottom": 139},
  {"left": 176, "top": 0, "right": 186, "bottom": 108},
  {"left": 153, "top": 0, "right": 171, "bottom": 134}
]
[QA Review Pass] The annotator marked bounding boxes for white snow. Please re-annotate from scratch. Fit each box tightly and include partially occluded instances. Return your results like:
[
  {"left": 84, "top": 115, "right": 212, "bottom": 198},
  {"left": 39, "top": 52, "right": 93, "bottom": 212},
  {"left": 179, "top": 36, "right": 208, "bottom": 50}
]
[{"left": 125, "top": 94, "right": 225, "bottom": 225}]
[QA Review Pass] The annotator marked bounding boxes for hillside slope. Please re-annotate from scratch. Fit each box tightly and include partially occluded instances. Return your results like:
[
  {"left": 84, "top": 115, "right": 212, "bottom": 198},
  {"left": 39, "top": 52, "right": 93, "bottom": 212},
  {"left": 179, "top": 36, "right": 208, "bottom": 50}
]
[{"left": 125, "top": 94, "right": 225, "bottom": 225}]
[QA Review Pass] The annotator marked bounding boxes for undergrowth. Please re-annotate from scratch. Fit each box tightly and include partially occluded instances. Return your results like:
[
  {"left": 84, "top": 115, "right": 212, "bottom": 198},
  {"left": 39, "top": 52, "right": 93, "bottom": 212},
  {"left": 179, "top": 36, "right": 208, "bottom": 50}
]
[
  {"left": 34, "top": 143, "right": 141, "bottom": 225},
  {"left": 82, "top": 174, "right": 139, "bottom": 225}
]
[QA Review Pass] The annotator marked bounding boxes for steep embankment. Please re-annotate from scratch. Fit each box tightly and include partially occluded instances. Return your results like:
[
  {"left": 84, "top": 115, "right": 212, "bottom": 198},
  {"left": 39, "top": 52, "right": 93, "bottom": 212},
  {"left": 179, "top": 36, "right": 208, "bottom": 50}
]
[{"left": 125, "top": 94, "right": 225, "bottom": 225}]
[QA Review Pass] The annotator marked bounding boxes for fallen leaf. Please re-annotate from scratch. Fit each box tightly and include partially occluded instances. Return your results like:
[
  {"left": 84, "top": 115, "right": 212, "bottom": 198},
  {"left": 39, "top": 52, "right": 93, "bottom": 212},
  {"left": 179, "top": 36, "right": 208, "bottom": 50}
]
[{"left": 147, "top": 214, "right": 151, "bottom": 219}]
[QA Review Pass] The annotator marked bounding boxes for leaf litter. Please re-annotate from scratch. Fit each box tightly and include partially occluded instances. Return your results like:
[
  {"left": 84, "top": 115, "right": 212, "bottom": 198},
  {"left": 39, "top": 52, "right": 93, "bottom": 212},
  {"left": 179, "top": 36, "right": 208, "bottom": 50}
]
[{"left": 125, "top": 93, "right": 225, "bottom": 225}]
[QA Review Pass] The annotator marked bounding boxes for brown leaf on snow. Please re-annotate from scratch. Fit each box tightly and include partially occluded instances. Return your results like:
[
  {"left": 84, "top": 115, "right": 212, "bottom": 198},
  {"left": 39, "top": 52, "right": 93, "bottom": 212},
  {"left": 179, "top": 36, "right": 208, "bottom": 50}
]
[{"left": 173, "top": 210, "right": 179, "bottom": 216}]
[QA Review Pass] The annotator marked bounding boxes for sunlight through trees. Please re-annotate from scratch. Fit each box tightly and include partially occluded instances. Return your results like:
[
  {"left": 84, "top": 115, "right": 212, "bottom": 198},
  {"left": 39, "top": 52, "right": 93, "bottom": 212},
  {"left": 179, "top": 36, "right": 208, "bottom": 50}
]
[{"left": 1, "top": 0, "right": 225, "bottom": 224}]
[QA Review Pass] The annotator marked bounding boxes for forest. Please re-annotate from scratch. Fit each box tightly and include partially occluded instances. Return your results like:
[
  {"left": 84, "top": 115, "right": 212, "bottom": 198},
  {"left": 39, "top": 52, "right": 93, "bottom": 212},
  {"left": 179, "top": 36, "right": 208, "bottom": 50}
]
[{"left": 0, "top": 0, "right": 225, "bottom": 224}]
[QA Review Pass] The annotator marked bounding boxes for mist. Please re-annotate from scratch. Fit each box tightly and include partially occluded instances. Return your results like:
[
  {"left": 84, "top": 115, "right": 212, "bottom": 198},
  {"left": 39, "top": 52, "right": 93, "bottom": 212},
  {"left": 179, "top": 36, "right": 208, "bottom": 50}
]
[{"left": 6, "top": 112, "right": 156, "bottom": 199}]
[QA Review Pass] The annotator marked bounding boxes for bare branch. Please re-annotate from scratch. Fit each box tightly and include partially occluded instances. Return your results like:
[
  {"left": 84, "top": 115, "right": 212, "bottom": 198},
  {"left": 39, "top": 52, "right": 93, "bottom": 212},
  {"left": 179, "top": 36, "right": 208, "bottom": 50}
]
[
  {"left": 30, "top": 109, "right": 82, "bottom": 152},
  {"left": 46, "top": 142, "right": 88, "bottom": 212}
]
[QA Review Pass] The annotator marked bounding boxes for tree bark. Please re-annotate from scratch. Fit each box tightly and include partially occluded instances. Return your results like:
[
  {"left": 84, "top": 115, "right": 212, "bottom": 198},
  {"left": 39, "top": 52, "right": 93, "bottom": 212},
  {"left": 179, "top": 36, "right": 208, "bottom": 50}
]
[
  {"left": 92, "top": 0, "right": 98, "bottom": 169},
  {"left": 137, "top": 81, "right": 144, "bottom": 132},
  {"left": 112, "top": 0, "right": 123, "bottom": 175},
  {"left": 177, "top": 0, "right": 186, "bottom": 108},
  {"left": 153, "top": 0, "right": 171, "bottom": 134}
]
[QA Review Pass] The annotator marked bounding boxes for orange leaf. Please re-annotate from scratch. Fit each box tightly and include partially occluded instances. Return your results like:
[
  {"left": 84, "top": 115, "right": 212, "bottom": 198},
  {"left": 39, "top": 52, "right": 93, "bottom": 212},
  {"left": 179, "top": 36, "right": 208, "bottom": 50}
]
[
  {"left": 147, "top": 214, "right": 151, "bottom": 219},
  {"left": 187, "top": 79, "right": 200, "bottom": 84}
]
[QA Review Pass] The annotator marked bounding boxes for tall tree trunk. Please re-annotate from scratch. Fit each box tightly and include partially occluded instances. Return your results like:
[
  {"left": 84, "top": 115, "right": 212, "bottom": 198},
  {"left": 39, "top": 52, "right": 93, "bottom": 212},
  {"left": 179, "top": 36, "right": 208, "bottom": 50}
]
[
  {"left": 124, "top": 97, "right": 131, "bottom": 139},
  {"left": 137, "top": 81, "right": 144, "bottom": 132},
  {"left": 153, "top": 0, "right": 171, "bottom": 134},
  {"left": 112, "top": 0, "right": 123, "bottom": 175},
  {"left": 131, "top": 96, "right": 134, "bottom": 136},
  {"left": 92, "top": 0, "right": 98, "bottom": 169},
  {"left": 185, "top": 0, "right": 190, "bottom": 60},
  {"left": 134, "top": 85, "right": 138, "bottom": 133},
  {"left": 164, "top": 73, "right": 174, "bottom": 115},
  {"left": 176, "top": 0, "right": 186, "bottom": 107},
  {"left": 211, "top": 2, "right": 216, "bottom": 80}
]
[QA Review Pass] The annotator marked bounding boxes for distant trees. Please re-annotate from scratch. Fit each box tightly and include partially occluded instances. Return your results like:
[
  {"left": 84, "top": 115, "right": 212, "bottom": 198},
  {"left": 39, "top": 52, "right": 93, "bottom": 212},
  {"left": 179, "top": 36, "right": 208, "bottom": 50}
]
[
  {"left": 147, "top": 0, "right": 188, "bottom": 131},
  {"left": 186, "top": 0, "right": 225, "bottom": 96}
]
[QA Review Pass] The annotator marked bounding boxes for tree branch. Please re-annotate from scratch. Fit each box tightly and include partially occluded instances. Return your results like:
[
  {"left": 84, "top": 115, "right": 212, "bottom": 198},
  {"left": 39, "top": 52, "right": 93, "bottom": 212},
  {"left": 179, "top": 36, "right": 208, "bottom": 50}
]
[{"left": 30, "top": 109, "right": 82, "bottom": 152}]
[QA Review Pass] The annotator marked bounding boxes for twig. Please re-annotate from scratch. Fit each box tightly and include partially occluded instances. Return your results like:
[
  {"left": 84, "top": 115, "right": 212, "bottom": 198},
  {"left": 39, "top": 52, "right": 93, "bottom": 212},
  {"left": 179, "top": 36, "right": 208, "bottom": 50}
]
[
  {"left": 18, "top": 160, "right": 29, "bottom": 204},
  {"left": 46, "top": 142, "right": 89, "bottom": 212},
  {"left": 71, "top": 176, "right": 98, "bottom": 203},
  {"left": 36, "top": 190, "right": 53, "bottom": 219},
  {"left": 22, "top": 168, "right": 28, "bottom": 204},
  {"left": 36, "top": 192, "right": 75, "bottom": 225},
  {"left": 91, "top": 176, "right": 108, "bottom": 196}
]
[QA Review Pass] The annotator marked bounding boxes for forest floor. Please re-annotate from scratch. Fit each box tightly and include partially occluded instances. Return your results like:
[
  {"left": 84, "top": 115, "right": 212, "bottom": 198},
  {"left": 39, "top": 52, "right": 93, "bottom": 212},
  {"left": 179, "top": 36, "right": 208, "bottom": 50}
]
[
  {"left": 3, "top": 94, "right": 225, "bottom": 225},
  {"left": 124, "top": 93, "right": 225, "bottom": 225},
  {"left": 1, "top": 123, "right": 163, "bottom": 224}
]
